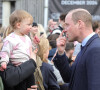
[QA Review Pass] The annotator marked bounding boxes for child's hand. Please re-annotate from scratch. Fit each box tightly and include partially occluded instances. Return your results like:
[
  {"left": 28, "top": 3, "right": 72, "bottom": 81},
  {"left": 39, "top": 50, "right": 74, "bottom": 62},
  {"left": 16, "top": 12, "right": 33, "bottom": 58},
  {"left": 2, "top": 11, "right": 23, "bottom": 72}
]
[
  {"left": 0, "top": 62, "right": 7, "bottom": 71},
  {"left": 33, "top": 36, "right": 40, "bottom": 44}
]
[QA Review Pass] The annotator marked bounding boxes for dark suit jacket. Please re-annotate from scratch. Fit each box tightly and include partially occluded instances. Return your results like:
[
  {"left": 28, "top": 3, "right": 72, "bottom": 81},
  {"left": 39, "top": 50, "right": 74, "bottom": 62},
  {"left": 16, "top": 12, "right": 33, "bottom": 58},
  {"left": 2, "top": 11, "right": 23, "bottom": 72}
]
[{"left": 54, "top": 34, "right": 100, "bottom": 90}]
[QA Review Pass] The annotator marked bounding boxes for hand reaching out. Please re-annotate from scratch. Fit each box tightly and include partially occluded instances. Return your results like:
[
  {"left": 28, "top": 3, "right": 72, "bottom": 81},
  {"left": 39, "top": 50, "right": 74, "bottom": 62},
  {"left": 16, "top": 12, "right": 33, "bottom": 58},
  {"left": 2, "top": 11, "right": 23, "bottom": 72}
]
[{"left": 33, "top": 35, "right": 40, "bottom": 45}]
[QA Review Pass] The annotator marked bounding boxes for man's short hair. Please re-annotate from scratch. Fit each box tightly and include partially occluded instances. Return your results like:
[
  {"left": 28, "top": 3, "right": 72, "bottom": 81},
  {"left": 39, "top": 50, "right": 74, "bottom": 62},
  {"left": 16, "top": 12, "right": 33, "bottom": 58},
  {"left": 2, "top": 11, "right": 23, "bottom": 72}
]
[{"left": 70, "top": 8, "right": 92, "bottom": 27}]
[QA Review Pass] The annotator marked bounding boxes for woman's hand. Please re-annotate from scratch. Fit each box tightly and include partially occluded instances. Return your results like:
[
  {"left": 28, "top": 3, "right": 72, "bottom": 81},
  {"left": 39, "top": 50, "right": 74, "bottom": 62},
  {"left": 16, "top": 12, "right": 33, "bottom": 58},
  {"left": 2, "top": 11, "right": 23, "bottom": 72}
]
[{"left": 27, "top": 85, "right": 38, "bottom": 90}]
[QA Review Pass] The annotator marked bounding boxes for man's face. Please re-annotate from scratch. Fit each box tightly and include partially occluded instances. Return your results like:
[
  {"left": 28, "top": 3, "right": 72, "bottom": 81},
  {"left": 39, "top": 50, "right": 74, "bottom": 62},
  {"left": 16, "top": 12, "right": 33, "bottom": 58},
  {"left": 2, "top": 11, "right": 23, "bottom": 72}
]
[
  {"left": 49, "top": 22, "right": 58, "bottom": 30},
  {"left": 64, "top": 13, "right": 78, "bottom": 42}
]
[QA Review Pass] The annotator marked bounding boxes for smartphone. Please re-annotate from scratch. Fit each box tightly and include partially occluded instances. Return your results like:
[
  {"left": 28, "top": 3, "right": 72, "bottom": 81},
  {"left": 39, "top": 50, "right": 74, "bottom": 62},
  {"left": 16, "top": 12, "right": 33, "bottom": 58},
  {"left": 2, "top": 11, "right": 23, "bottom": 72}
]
[
  {"left": 63, "top": 32, "right": 66, "bottom": 37},
  {"left": 63, "top": 31, "right": 68, "bottom": 40}
]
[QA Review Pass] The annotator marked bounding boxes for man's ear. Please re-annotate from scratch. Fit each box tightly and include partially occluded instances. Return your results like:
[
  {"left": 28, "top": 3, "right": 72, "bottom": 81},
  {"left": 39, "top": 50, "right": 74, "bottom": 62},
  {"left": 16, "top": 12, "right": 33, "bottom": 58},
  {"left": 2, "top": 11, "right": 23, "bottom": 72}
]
[
  {"left": 78, "top": 20, "right": 84, "bottom": 29},
  {"left": 16, "top": 22, "right": 21, "bottom": 29}
]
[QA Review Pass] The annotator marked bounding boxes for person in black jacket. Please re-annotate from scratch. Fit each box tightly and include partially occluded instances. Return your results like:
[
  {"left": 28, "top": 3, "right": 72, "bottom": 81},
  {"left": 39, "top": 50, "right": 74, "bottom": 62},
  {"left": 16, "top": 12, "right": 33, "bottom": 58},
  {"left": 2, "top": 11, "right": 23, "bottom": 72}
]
[{"left": 0, "top": 58, "right": 37, "bottom": 90}]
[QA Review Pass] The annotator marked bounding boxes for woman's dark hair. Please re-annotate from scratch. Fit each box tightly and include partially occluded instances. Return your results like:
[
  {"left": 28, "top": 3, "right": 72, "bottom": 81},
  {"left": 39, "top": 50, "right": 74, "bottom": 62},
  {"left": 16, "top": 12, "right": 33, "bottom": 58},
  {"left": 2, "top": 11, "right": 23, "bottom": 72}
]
[
  {"left": 32, "top": 22, "right": 38, "bottom": 27},
  {"left": 47, "top": 34, "right": 59, "bottom": 48}
]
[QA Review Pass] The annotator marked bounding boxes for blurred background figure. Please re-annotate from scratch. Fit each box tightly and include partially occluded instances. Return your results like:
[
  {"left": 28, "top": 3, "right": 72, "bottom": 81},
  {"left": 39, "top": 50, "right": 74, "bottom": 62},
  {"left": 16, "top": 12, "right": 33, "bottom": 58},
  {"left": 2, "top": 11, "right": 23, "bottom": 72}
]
[
  {"left": 30, "top": 22, "right": 47, "bottom": 38},
  {"left": 92, "top": 21, "right": 100, "bottom": 36},
  {"left": 46, "top": 19, "right": 55, "bottom": 35},
  {"left": 47, "top": 34, "right": 59, "bottom": 61},
  {"left": 47, "top": 19, "right": 62, "bottom": 36},
  {"left": 65, "top": 42, "right": 75, "bottom": 66},
  {"left": 47, "top": 19, "right": 54, "bottom": 33},
  {"left": 49, "top": 20, "right": 60, "bottom": 35},
  {"left": 37, "top": 24, "right": 47, "bottom": 38},
  {"left": 58, "top": 13, "right": 67, "bottom": 31},
  {"left": 46, "top": 13, "right": 67, "bottom": 36},
  {"left": 30, "top": 22, "right": 38, "bottom": 38}
]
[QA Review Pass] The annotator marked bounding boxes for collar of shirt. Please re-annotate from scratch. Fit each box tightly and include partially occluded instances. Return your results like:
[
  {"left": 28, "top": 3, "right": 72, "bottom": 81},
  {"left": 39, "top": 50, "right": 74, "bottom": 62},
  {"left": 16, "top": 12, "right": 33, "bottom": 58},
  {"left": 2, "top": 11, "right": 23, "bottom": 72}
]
[{"left": 81, "top": 32, "right": 95, "bottom": 47}]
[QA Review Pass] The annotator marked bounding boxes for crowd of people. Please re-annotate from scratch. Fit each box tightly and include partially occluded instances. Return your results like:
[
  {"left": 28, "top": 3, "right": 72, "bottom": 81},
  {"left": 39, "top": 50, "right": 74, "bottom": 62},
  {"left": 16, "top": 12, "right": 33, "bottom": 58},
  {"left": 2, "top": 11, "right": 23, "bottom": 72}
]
[{"left": 0, "top": 8, "right": 100, "bottom": 90}]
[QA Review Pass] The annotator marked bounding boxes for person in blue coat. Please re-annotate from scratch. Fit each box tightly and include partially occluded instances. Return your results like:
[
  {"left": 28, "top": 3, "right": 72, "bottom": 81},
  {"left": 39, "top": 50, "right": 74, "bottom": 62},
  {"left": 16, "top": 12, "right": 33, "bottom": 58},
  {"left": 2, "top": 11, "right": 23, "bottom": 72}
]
[{"left": 53, "top": 8, "right": 100, "bottom": 90}]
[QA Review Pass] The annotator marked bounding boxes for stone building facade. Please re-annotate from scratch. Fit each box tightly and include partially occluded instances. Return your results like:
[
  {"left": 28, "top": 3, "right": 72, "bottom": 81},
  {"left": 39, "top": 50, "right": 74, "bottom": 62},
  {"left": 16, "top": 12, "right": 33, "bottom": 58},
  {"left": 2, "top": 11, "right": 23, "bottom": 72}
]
[{"left": 0, "top": 0, "right": 48, "bottom": 28}]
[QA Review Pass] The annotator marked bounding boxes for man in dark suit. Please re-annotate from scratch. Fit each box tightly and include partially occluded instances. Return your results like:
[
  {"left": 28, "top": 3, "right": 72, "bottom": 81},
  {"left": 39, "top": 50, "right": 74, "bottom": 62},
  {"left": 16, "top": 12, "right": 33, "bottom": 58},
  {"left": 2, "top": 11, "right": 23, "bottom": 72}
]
[{"left": 53, "top": 8, "right": 100, "bottom": 90}]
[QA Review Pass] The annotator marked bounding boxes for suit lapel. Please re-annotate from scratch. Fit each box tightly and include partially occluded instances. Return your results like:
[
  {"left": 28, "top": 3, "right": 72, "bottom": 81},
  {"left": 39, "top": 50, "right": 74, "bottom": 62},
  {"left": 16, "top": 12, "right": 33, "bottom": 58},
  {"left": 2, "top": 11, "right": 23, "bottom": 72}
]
[{"left": 69, "top": 46, "right": 86, "bottom": 89}]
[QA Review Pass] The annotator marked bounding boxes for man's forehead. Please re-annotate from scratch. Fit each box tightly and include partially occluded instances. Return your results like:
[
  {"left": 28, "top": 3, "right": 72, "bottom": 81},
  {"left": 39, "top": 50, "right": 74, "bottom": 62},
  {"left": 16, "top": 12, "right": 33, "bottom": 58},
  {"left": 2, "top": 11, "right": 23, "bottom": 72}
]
[
  {"left": 65, "top": 13, "right": 72, "bottom": 22},
  {"left": 66, "top": 12, "right": 72, "bottom": 18}
]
